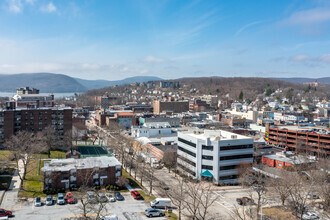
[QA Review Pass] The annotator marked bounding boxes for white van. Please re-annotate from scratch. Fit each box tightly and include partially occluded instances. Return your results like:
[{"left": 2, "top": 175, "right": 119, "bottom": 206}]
[{"left": 150, "top": 198, "right": 171, "bottom": 209}]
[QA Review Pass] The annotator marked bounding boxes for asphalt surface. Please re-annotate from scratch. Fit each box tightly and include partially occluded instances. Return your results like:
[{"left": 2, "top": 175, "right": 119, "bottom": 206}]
[{"left": 6, "top": 192, "right": 167, "bottom": 220}]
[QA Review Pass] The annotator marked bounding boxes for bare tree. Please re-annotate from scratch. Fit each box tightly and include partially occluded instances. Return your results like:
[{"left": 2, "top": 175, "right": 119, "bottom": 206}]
[
  {"left": 5, "top": 131, "right": 47, "bottom": 184},
  {"left": 117, "top": 176, "right": 128, "bottom": 188},
  {"left": 166, "top": 177, "right": 186, "bottom": 220},
  {"left": 162, "top": 150, "right": 177, "bottom": 173},
  {"left": 267, "top": 168, "right": 292, "bottom": 207},
  {"left": 183, "top": 182, "right": 202, "bottom": 220},
  {"left": 42, "top": 125, "right": 60, "bottom": 158},
  {"left": 197, "top": 182, "right": 220, "bottom": 220},
  {"left": 239, "top": 163, "right": 268, "bottom": 218}
]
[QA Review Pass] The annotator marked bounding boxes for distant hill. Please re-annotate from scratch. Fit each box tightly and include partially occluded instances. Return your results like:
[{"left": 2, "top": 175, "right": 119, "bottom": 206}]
[
  {"left": 75, "top": 76, "right": 162, "bottom": 90},
  {"left": 273, "top": 77, "right": 330, "bottom": 84},
  {"left": 0, "top": 73, "right": 162, "bottom": 93},
  {"left": 0, "top": 73, "right": 87, "bottom": 93}
]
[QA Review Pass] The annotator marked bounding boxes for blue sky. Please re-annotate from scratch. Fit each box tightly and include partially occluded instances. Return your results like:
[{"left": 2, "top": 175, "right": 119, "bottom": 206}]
[{"left": 1, "top": 0, "right": 330, "bottom": 80}]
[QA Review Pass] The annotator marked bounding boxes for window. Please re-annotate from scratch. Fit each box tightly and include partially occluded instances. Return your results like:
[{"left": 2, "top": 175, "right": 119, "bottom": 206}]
[
  {"left": 220, "top": 144, "right": 253, "bottom": 151},
  {"left": 202, "top": 155, "right": 213, "bottom": 160},
  {"left": 219, "top": 175, "right": 238, "bottom": 180},
  {"left": 220, "top": 165, "right": 237, "bottom": 170},
  {"left": 178, "top": 137, "right": 196, "bottom": 148},
  {"left": 202, "top": 145, "right": 213, "bottom": 151},
  {"left": 202, "top": 165, "right": 213, "bottom": 170},
  {"left": 220, "top": 154, "right": 253, "bottom": 161},
  {"left": 178, "top": 146, "right": 196, "bottom": 157}
]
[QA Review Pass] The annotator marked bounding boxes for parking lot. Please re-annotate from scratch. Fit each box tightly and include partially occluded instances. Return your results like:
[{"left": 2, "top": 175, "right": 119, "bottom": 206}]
[{"left": 6, "top": 192, "right": 167, "bottom": 220}]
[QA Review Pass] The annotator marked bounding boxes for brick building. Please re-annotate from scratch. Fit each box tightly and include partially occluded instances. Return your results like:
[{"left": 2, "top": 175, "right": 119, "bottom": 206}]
[
  {"left": 267, "top": 125, "right": 330, "bottom": 158},
  {"left": 0, "top": 107, "right": 72, "bottom": 144},
  {"left": 153, "top": 99, "right": 189, "bottom": 114},
  {"left": 95, "top": 94, "right": 121, "bottom": 109},
  {"left": 262, "top": 151, "right": 314, "bottom": 169},
  {"left": 43, "top": 156, "right": 121, "bottom": 189}
]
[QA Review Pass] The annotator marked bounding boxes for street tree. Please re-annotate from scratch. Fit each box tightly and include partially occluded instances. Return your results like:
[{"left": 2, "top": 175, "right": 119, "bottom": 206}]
[
  {"left": 5, "top": 131, "right": 47, "bottom": 184},
  {"left": 162, "top": 150, "right": 177, "bottom": 173}
]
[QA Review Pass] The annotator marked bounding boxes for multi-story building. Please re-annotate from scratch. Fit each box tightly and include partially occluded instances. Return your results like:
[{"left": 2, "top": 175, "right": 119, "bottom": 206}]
[
  {"left": 139, "top": 117, "right": 180, "bottom": 127},
  {"left": 43, "top": 156, "right": 121, "bottom": 189},
  {"left": 177, "top": 129, "right": 254, "bottom": 185},
  {"left": 11, "top": 93, "right": 54, "bottom": 109},
  {"left": 16, "top": 86, "right": 39, "bottom": 94},
  {"left": 95, "top": 94, "right": 121, "bottom": 109},
  {"left": 0, "top": 107, "right": 72, "bottom": 144},
  {"left": 220, "top": 113, "right": 248, "bottom": 127},
  {"left": 267, "top": 125, "right": 330, "bottom": 158},
  {"left": 131, "top": 122, "right": 172, "bottom": 138},
  {"left": 153, "top": 99, "right": 189, "bottom": 114}
]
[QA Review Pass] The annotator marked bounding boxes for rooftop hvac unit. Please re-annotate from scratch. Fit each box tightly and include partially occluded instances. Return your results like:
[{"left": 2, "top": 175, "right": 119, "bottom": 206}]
[
  {"left": 231, "top": 135, "right": 237, "bottom": 139},
  {"left": 215, "top": 136, "right": 221, "bottom": 141}
]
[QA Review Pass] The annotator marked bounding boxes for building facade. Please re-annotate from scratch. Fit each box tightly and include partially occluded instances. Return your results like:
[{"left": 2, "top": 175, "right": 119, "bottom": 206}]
[
  {"left": 153, "top": 100, "right": 189, "bottom": 114},
  {"left": 43, "top": 156, "right": 121, "bottom": 189},
  {"left": 0, "top": 107, "right": 72, "bottom": 144},
  {"left": 176, "top": 130, "right": 254, "bottom": 185},
  {"left": 267, "top": 125, "right": 330, "bottom": 158}
]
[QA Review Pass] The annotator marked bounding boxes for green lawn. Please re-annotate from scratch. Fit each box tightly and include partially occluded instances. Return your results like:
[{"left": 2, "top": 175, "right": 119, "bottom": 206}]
[
  {"left": 39, "top": 150, "right": 66, "bottom": 159},
  {"left": 138, "top": 190, "right": 156, "bottom": 202},
  {"left": 122, "top": 169, "right": 143, "bottom": 189},
  {"left": 0, "top": 150, "right": 12, "bottom": 160},
  {"left": 19, "top": 151, "right": 65, "bottom": 198}
]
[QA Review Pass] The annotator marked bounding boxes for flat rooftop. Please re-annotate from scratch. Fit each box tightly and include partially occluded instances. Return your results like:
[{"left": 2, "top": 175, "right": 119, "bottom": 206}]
[
  {"left": 43, "top": 156, "right": 121, "bottom": 172},
  {"left": 263, "top": 153, "right": 312, "bottom": 165},
  {"left": 273, "top": 125, "right": 329, "bottom": 132},
  {"left": 180, "top": 129, "right": 253, "bottom": 141}
]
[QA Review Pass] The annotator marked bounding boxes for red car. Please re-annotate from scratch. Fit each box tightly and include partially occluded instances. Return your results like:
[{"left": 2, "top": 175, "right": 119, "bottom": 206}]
[
  {"left": 131, "top": 190, "right": 142, "bottom": 199},
  {"left": 65, "top": 192, "right": 76, "bottom": 204},
  {"left": 0, "top": 209, "right": 13, "bottom": 217}
]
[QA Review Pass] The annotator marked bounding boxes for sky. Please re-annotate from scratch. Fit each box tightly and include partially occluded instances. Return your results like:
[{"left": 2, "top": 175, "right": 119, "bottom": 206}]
[{"left": 1, "top": 0, "right": 330, "bottom": 80}]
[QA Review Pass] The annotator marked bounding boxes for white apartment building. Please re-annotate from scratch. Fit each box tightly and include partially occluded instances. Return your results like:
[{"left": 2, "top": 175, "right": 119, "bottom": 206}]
[
  {"left": 131, "top": 122, "right": 172, "bottom": 138},
  {"left": 177, "top": 129, "right": 254, "bottom": 185}
]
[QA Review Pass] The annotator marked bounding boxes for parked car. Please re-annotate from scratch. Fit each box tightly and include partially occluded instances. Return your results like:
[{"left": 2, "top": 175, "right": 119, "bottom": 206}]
[
  {"left": 0, "top": 209, "right": 13, "bottom": 217},
  {"left": 307, "top": 193, "right": 320, "bottom": 199},
  {"left": 114, "top": 192, "right": 124, "bottom": 201},
  {"left": 45, "top": 195, "right": 53, "bottom": 206},
  {"left": 145, "top": 208, "right": 165, "bottom": 218},
  {"left": 98, "top": 193, "right": 108, "bottom": 203},
  {"left": 57, "top": 193, "right": 65, "bottom": 205},
  {"left": 302, "top": 212, "right": 319, "bottom": 220},
  {"left": 150, "top": 198, "right": 171, "bottom": 209},
  {"left": 106, "top": 194, "right": 116, "bottom": 202},
  {"left": 131, "top": 190, "right": 142, "bottom": 200},
  {"left": 87, "top": 191, "right": 98, "bottom": 204},
  {"left": 65, "top": 192, "right": 76, "bottom": 204},
  {"left": 34, "top": 197, "right": 42, "bottom": 207},
  {"left": 236, "top": 197, "right": 253, "bottom": 206}
]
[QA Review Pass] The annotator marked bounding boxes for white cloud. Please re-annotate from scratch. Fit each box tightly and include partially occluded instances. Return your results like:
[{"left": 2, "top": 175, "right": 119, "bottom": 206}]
[
  {"left": 283, "top": 8, "right": 330, "bottom": 26},
  {"left": 235, "top": 20, "right": 266, "bottom": 36},
  {"left": 40, "top": 2, "right": 56, "bottom": 13},
  {"left": 141, "top": 55, "right": 166, "bottom": 63},
  {"left": 289, "top": 54, "right": 310, "bottom": 62},
  {"left": 7, "top": 0, "right": 23, "bottom": 13},
  {"left": 318, "top": 54, "right": 330, "bottom": 63}
]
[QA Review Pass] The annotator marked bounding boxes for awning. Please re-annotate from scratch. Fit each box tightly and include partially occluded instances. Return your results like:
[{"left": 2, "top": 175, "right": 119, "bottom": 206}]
[{"left": 201, "top": 170, "right": 213, "bottom": 178}]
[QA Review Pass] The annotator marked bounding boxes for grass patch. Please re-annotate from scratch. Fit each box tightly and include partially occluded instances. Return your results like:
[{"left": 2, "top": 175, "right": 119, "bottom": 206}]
[
  {"left": 19, "top": 156, "right": 45, "bottom": 198},
  {"left": 263, "top": 207, "right": 296, "bottom": 220},
  {"left": 138, "top": 190, "right": 156, "bottom": 202},
  {"left": 122, "top": 169, "right": 142, "bottom": 189},
  {"left": 165, "top": 211, "right": 178, "bottom": 220},
  {"left": 0, "top": 150, "right": 11, "bottom": 160},
  {"left": 39, "top": 150, "right": 65, "bottom": 159}
]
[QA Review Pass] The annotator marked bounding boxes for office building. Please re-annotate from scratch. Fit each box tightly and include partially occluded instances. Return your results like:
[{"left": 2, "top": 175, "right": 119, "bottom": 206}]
[{"left": 177, "top": 129, "right": 254, "bottom": 185}]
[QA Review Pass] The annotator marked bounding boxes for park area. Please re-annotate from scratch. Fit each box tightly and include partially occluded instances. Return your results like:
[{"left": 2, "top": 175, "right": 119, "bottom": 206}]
[{"left": 77, "top": 145, "right": 111, "bottom": 158}]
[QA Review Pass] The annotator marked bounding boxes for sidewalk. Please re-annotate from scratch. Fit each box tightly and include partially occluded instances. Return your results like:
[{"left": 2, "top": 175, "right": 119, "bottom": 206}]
[{"left": 1, "top": 159, "right": 24, "bottom": 210}]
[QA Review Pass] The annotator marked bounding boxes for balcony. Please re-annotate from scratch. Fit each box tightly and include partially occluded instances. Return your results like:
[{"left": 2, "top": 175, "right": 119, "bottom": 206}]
[
  {"left": 70, "top": 176, "right": 76, "bottom": 182},
  {"left": 93, "top": 173, "right": 99, "bottom": 179}
]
